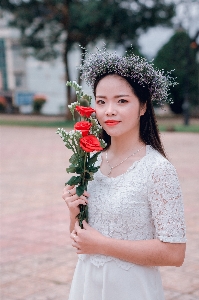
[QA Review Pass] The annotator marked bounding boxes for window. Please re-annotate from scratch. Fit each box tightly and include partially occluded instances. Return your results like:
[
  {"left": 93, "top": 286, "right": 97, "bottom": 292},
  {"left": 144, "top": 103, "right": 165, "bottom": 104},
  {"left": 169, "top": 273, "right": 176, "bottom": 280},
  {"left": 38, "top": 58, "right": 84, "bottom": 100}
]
[
  {"left": 0, "top": 38, "right": 8, "bottom": 90},
  {"left": 15, "top": 73, "right": 24, "bottom": 87}
]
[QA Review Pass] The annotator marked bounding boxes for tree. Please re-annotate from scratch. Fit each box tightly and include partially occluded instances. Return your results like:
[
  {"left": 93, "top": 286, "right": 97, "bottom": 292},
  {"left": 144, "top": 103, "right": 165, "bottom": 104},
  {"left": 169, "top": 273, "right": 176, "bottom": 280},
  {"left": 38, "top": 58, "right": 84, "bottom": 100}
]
[
  {"left": 154, "top": 29, "right": 198, "bottom": 114},
  {"left": 1, "top": 0, "right": 175, "bottom": 118}
]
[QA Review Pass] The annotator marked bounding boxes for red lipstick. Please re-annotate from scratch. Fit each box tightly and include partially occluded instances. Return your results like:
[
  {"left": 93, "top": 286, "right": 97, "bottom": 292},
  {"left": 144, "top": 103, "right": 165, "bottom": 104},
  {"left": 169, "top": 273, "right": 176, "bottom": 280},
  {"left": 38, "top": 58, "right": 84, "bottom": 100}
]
[{"left": 105, "top": 120, "right": 120, "bottom": 126}]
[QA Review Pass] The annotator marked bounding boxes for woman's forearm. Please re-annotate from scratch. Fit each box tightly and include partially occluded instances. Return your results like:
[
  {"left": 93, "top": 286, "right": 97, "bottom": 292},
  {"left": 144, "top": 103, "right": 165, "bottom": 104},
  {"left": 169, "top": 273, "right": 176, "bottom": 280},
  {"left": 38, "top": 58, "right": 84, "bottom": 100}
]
[
  {"left": 73, "top": 221, "right": 186, "bottom": 267},
  {"left": 69, "top": 216, "right": 77, "bottom": 233},
  {"left": 100, "top": 237, "right": 186, "bottom": 267}
]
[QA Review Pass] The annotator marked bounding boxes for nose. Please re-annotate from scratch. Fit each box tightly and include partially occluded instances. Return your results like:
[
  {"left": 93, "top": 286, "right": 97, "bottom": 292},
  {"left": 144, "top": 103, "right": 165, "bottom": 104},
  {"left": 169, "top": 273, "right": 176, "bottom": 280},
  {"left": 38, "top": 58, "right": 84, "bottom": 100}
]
[{"left": 105, "top": 103, "right": 116, "bottom": 116}]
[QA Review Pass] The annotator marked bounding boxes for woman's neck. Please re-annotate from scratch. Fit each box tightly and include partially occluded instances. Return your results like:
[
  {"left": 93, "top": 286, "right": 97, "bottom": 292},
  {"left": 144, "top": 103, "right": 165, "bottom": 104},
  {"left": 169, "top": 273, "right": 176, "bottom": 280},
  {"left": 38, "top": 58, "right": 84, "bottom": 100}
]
[{"left": 108, "top": 134, "right": 144, "bottom": 156}]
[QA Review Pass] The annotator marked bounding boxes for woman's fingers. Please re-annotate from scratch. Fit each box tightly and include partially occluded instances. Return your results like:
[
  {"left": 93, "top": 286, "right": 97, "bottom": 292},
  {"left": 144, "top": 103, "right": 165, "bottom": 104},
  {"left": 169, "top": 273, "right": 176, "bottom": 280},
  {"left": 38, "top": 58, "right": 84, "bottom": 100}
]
[
  {"left": 66, "top": 198, "right": 87, "bottom": 219},
  {"left": 62, "top": 191, "right": 88, "bottom": 205},
  {"left": 62, "top": 185, "right": 89, "bottom": 202},
  {"left": 71, "top": 241, "right": 80, "bottom": 250},
  {"left": 74, "top": 221, "right": 81, "bottom": 233},
  {"left": 70, "top": 230, "right": 77, "bottom": 240},
  {"left": 70, "top": 194, "right": 88, "bottom": 203},
  {"left": 68, "top": 198, "right": 87, "bottom": 208},
  {"left": 70, "top": 230, "right": 80, "bottom": 250},
  {"left": 62, "top": 185, "right": 89, "bottom": 220},
  {"left": 83, "top": 190, "right": 90, "bottom": 198},
  {"left": 62, "top": 185, "right": 75, "bottom": 199}
]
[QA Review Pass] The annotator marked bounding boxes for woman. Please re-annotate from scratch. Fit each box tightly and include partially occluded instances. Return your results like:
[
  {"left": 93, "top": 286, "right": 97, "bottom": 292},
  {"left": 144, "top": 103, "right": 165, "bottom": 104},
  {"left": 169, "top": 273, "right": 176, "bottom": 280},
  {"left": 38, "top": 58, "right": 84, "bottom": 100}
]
[{"left": 62, "top": 48, "right": 186, "bottom": 300}]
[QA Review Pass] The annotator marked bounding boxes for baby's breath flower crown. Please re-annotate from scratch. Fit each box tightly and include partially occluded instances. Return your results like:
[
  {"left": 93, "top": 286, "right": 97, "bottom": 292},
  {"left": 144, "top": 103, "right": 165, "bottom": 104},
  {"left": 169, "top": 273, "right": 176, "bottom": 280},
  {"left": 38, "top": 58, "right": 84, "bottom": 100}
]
[{"left": 79, "top": 46, "right": 177, "bottom": 105}]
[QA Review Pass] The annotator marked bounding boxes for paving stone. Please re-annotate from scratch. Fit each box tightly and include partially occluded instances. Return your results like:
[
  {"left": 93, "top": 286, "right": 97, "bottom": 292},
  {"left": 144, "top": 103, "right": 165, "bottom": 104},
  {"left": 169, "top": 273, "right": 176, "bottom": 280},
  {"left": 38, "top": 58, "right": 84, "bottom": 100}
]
[
  {"left": 174, "top": 294, "right": 199, "bottom": 300},
  {"left": 192, "top": 289, "right": 199, "bottom": 297},
  {"left": 163, "top": 289, "right": 181, "bottom": 300},
  {"left": 1, "top": 278, "right": 56, "bottom": 299}
]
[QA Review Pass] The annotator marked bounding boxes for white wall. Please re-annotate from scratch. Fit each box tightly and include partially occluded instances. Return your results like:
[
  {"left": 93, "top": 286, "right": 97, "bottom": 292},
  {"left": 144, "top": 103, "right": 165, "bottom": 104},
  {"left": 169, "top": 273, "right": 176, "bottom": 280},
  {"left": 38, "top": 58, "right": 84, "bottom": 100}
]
[{"left": 26, "top": 48, "right": 94, "bottom": 115}]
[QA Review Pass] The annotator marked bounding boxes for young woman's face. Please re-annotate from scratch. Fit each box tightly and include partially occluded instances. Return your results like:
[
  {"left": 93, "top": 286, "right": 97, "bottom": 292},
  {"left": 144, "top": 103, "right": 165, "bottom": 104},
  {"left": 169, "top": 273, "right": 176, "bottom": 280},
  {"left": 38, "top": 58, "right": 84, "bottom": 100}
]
[{"left": 95, "top": 74, "right": 146, "bottom": 138}]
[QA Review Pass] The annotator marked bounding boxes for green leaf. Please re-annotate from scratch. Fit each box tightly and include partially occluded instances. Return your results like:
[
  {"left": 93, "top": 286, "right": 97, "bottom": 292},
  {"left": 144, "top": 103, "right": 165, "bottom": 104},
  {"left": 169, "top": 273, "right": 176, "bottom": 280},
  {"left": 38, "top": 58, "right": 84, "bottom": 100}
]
[
  {"left": 75, "top": 167, "right": 84, "bottom": 174},
  {"left": 76, "top": 185, "right": 85, "bottom": 196},
  {"left": 80, "top": 151, "right": 86, "bottom": 158},
  {"left": 66, "top": 176, "right": 81, "bottom": 186},
  {"left": 66, "top": 166, "right": 78, "bottom": 173},
  {"left": 84, "top": 172, "right": 91, "bottom": 180},
  {"left": 87, "top": 152, "right": 100, "bottom": 167},
  {"left": 69, "top": 153, "right": 79, "bottom": 164},
  {"left": 87, "top": 166, "right": 99, "bottom": 173}
]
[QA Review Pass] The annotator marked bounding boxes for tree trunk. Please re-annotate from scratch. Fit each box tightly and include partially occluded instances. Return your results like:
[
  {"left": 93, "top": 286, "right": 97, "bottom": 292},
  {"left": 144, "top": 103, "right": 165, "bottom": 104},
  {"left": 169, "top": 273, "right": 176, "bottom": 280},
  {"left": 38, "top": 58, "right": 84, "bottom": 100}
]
[
  {"left": 63, "top": 39, "right": 73, "bottom": 120},
  {"left": 78, "top": 46, "right": 86, "bottom": 85},
  {"left": 64, "top": 43, "right": 87, "bottom": 120}
]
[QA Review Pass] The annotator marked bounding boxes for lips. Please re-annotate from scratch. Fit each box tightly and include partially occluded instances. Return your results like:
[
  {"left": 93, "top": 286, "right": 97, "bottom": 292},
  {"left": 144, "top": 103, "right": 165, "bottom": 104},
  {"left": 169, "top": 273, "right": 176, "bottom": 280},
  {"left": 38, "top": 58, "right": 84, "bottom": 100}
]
[{"left": 105, "top": 120, "right": 121, "bottom": 126}]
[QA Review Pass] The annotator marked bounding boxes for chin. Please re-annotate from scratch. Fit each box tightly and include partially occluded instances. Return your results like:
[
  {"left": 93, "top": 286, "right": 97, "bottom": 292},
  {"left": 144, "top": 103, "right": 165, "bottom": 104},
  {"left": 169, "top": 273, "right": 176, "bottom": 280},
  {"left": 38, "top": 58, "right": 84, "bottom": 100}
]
[{"left": 105, "top": 130, "right": 121, "bottom": 137}]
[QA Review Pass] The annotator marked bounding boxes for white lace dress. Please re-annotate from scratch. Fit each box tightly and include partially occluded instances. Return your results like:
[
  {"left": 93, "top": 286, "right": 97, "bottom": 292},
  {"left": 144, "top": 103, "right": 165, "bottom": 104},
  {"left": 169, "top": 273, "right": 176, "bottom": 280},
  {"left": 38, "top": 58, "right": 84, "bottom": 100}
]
[{"left": 68, "top": 145, "right": 186, "bottom": 300}]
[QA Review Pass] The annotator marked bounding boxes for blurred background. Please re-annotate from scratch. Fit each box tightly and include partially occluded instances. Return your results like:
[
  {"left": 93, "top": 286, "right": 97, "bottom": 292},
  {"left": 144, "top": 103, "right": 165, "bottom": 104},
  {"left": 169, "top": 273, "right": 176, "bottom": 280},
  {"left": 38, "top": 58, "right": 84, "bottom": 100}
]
[
  {"left": 0, "top": 0, "right": 199, "bottom": 128},
  {"left": 0, "top": 1, "right": 199, "bottom": 300}
]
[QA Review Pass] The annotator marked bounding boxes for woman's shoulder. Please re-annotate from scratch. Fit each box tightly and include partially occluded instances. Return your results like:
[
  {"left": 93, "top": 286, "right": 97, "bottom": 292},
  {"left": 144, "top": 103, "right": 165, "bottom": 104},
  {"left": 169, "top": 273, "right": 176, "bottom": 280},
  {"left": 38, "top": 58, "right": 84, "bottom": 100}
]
[{"left": 146, "top": 145, "right": 176, "bottom": 173}]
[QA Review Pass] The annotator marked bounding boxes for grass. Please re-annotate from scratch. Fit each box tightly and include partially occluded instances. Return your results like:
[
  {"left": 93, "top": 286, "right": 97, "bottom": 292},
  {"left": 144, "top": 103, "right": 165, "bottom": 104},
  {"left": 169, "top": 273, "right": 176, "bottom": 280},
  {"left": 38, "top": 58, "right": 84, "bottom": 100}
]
[
  {"left": 158, "top": 124, "right": 199, "bottom": 133},
  {"left": 0, "top": 116, "right": 199, "bottom": 133},
  {"left": 0, "top": 119, "right": 75, "bottom": 128}
]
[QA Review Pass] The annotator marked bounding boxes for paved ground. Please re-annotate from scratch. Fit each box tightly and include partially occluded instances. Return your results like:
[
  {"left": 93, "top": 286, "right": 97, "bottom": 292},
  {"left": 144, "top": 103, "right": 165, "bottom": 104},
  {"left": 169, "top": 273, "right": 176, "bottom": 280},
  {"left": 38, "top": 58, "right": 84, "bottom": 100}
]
[{"left": 0, "top": 126, "right": 199, "bottom": 300}]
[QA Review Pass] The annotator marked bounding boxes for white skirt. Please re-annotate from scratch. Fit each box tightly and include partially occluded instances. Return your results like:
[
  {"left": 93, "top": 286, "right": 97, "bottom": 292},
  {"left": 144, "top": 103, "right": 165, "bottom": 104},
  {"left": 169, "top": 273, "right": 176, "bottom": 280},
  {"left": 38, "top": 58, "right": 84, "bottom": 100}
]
[{"left": 68, "top": 257, "right": 165, "bottom": 300}]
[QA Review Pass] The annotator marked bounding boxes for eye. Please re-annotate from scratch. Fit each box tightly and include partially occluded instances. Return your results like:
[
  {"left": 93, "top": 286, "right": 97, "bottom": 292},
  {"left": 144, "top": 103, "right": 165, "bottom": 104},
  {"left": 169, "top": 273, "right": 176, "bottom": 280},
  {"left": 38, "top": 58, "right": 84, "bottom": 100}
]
[
  {"left": 118, "top": 99, "right": 128, "bottom": 104},
  {"left": 96, "top": 99, "right": 105, "bottom": 105}
]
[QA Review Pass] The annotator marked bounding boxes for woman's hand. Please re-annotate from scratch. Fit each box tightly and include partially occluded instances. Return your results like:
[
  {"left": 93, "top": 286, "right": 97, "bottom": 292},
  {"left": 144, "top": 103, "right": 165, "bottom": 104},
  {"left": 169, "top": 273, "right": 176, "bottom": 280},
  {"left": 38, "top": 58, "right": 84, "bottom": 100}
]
[
  {"left": 62, "top": 185, "right": 89, "bottom": 232},
  {"left": 71, "top": 220, "right": 106, "bottom": 254}
]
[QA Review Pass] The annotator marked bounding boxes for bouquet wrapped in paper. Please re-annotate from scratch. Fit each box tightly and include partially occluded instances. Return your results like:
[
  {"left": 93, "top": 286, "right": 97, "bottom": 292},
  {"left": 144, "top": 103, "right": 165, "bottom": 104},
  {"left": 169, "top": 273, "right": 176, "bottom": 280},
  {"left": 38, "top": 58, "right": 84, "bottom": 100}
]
[{"left": 56, "top": 81, "right": 106, "bottom": 228}]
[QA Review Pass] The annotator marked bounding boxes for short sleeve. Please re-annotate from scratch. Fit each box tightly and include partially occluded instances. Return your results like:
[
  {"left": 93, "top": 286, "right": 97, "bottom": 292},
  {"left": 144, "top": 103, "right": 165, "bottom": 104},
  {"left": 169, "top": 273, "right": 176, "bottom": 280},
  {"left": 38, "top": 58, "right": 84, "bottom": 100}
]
[{"left": 148, "top": 159, "right": 186, "bottom": 243}]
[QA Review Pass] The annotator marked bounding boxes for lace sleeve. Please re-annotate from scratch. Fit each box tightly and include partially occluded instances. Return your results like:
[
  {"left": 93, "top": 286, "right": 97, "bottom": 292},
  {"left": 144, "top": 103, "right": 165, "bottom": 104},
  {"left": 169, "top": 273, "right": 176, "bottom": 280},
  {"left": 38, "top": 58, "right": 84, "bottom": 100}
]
[{"left": 148, "top": 159, "right": 186, "bottom": 243}]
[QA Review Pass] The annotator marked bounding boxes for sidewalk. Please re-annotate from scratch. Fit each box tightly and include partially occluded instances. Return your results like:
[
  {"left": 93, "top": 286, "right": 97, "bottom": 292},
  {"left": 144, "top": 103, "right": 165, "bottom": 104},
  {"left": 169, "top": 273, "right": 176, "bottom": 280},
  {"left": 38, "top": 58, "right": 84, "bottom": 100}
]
[{"left": 0, "top": 126, "right": 199, "bottom": 300}]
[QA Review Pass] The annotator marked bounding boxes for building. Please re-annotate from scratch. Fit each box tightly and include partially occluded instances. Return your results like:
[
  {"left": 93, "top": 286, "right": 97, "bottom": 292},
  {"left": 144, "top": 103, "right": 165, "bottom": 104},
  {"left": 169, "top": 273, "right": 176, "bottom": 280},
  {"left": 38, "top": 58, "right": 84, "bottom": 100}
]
[
  {"left": 0, "top": 11, "right": 69, "bottom": 115},
  {"left": 0, "top": 12, "right": 29, "bottom": 113}
]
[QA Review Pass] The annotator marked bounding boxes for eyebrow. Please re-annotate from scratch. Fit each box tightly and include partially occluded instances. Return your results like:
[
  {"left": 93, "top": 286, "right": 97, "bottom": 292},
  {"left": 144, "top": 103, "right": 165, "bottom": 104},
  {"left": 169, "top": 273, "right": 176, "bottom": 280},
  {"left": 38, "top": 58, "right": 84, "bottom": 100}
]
[{"left": 96, "top": 95, "right": 130, "bottom": 98}]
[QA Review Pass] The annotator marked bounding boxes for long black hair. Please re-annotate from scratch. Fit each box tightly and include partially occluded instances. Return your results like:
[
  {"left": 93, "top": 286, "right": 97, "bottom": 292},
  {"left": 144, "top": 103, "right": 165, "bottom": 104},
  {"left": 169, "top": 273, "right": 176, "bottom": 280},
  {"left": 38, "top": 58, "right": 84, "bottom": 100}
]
[{"left": 94, "top": 73, "right": 167, "bottom": 158}]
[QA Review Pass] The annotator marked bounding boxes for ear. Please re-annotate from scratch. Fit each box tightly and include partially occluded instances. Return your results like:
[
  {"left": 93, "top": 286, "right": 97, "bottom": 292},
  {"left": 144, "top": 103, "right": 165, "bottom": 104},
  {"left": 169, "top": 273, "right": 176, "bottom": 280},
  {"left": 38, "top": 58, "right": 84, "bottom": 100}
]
[{"left": 140, "top": 103, "right": 147, "bottom": 116}]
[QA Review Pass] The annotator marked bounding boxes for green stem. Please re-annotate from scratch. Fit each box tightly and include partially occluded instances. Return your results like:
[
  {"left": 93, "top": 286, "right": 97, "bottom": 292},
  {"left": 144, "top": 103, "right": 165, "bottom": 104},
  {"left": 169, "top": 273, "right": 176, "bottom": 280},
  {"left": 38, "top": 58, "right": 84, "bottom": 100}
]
[
  {"left": 83, "top": 153, "right": 87, "bottom": 186},
  {"left": 66, "top": 141, "right": 76, "bottom": 154},
  {"left": 78, "top": 152, "right": 88, "bottom": 229}
]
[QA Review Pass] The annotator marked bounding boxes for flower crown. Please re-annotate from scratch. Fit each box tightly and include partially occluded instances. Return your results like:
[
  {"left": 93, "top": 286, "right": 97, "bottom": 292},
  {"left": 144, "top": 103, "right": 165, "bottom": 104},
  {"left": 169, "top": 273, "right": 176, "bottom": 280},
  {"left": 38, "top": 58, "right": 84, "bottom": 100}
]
[{"left": 79, "top": 46, "right": 177, "bottom": 105}]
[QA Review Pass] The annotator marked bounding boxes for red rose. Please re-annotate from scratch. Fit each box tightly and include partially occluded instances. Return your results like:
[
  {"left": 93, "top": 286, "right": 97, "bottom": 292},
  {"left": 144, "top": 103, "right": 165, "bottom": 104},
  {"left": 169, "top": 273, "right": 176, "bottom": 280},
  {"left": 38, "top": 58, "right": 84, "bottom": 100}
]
[
  {"left": 75, "top": 105, "right": 96, "bottom": 118},
  {"left": 79, "top": 135, "right": 103, "bottom": 152},
  {"left": 74, "top": 121, "right": 92, "bottom": 137}
]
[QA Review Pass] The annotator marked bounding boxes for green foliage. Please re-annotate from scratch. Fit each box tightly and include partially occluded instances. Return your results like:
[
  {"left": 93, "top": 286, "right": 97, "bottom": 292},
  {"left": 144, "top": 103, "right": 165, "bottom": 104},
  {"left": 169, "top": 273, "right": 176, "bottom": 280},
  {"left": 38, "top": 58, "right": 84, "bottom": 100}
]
[
  {"left": 66, "top": 81, "right": 92, "bottom": 105},
  {"left": 66, "top": 175, "right": 82, "bottom": 186},
  {"left": 154, "top": 30, "right": 198, "bottom": 114},
  {"left": 66, "top": 81, "right": 92, "bottom": 119},
  {"left": 2, "top": 0, "right": 176, "bottom": 117},
  {"left": 78, "top": 204, "right": 88, "bottom": 228},
  {"left": 2, "top": 0, "right": 175, "bottom": 69}
]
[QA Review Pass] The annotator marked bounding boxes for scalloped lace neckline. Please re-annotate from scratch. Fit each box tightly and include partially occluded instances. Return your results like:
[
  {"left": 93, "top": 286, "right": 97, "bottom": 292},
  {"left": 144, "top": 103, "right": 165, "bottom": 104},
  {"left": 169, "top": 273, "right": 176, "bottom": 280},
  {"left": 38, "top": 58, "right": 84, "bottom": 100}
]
[{"left": 98, "top": 145, "right": 151, "bottom": 179}]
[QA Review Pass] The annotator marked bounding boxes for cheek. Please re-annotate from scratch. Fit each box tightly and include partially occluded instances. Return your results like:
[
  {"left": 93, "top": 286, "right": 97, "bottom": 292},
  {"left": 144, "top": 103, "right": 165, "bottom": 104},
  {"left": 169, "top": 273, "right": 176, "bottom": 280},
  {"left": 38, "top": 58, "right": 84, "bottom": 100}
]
[
  {"left": 125, "top": 105, "right": 140, "bottom": 119},
  {"left": 95, "top": 106, "right": 102, "bottom": 119}
]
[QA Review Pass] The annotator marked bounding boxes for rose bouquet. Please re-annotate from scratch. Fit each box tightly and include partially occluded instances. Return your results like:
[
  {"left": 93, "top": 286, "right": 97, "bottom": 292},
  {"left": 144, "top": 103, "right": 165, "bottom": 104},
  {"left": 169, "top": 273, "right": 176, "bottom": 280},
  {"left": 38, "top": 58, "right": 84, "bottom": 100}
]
[{"left": 56, "top": 81, "right": 106, "bottom": 228}]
